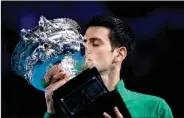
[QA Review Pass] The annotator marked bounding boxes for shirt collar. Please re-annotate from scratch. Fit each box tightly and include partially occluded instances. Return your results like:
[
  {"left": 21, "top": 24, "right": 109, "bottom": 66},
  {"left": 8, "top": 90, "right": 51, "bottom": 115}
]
[
  {"left": 115, "top": 79, "right": 130, "bottom": 102},
  {"left": 115, "top": 79, "right": 125, "bottom": 91}
]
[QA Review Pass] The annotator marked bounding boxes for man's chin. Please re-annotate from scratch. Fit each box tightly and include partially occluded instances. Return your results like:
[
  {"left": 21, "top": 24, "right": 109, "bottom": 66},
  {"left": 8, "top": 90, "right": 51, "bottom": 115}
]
[{"left": 81, "top": 62, "right": 96, "bottom": 71}]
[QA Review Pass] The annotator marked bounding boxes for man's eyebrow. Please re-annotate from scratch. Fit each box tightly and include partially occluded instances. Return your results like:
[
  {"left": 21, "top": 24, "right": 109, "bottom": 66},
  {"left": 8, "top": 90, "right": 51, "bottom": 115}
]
[
  {"left": 91, "top": 37, "right": 103, "bottom": 43},
  {"left": 83, "top": 37, "right": 103, "bottom": 43}
]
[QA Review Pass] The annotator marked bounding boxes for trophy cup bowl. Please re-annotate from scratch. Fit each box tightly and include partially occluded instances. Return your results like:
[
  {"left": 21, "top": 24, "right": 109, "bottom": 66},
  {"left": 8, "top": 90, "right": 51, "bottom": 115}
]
[{"left": 11, "top": 16, "right": 85, "bottom": 91}]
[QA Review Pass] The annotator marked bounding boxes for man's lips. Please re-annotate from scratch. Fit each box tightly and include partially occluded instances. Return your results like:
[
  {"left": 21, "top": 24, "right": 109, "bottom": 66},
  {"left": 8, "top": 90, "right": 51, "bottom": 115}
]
[{"left": 82, "top": 59, "right": 94, "bottom": 70}]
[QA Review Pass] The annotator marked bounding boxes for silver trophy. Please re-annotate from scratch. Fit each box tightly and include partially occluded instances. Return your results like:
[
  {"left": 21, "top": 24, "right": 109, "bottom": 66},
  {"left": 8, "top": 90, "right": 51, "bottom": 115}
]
[{"left": 11, "top": 16, "right": 85, "bottom": 91}]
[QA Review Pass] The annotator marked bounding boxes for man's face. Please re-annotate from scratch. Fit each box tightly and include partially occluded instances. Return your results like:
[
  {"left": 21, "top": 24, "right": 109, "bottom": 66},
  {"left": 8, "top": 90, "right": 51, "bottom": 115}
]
[{"left": 84, "top": 26, "right": 115, "bottom": 73}]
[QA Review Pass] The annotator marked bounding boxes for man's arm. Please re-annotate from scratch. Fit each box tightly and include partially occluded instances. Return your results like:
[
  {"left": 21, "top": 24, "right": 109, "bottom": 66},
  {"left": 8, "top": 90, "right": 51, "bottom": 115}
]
[
  {"left": 157, "top": 99, "right": 174, "bottom": 118},
  {"left": 43, "top": 65, "right": 68, "bottom": 118}
]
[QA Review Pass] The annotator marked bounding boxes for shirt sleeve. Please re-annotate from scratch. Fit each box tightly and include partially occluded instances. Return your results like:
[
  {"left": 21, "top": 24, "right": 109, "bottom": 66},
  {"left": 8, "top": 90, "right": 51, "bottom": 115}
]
[
  {"left": 44, "top": 112, "right": 57, "bottom": 118},
  {"left": 157, "top": 99, "right": 174, "bottom": 118}
]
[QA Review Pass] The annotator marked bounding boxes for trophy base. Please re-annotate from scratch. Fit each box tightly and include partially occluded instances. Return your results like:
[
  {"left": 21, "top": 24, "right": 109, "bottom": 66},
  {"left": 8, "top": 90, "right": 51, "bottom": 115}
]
[
  {"left": 73, "top": 89, "right": 132, "bottom": 118},
  {"left": 53, "top": 67, "right": 131, "bottom": 118}
]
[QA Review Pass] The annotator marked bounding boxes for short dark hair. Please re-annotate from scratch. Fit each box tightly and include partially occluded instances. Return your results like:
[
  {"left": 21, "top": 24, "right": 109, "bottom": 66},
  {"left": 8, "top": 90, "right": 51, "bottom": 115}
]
[{"left": 85, "top": 15, "right": 135, "bottom": 59}]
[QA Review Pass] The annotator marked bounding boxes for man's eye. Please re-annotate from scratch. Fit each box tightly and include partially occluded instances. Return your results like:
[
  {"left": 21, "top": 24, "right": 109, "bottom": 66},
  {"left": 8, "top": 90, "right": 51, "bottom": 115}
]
[
  {"left": 84, "top": 39, "right": 87, "bottom": 43},
  {"left": 93, "top": 44, "right": 99, "bottom": 47}
]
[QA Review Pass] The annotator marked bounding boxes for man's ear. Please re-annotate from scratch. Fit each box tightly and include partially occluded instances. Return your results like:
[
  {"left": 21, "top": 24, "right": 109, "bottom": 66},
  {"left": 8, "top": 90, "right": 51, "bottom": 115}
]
[{"left": 113, "top": 47, "right": 127, "bottom": 63}]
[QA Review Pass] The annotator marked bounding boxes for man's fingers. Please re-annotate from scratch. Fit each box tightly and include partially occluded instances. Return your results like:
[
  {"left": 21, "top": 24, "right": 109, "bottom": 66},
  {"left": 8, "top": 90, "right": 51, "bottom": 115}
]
[
  {"left": 103, "top": 112, "right": 112, "bottom": 118},
  {"left": 103, "top": 107, "right": 123, "bottom": 118},
  {"left": 51, "top": 72, "right": 68, "bottom": 84},
  {"left": 44, "top": 65, "right": 61, "bottom": 83},
  {"left": 45, "top": 78, "right": 68, "bottom": 94},
  {"left": 114, "top": 106, "right": 123, "bottom": 118}
]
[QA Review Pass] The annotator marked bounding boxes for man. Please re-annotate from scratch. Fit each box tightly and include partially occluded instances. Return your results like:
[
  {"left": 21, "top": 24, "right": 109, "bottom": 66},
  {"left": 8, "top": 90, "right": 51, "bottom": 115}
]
[{"left": 43, "top": 16, "right": 173, "bottom": 118}]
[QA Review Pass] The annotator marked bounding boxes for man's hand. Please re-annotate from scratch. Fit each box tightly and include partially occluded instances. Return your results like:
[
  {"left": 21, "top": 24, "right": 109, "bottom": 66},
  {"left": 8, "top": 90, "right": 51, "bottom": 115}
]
[
  {"left": 103, "top": 107, "right": 124, "bottom": 118},
  {"left": 44, "top": 65, "right": 68, "bottom": 114}
]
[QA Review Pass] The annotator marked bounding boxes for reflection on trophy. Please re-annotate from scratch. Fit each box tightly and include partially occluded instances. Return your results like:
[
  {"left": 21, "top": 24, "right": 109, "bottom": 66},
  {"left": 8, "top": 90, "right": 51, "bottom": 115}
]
[{"left": 11, "top": 16, "right": 131, "bottom": 118}]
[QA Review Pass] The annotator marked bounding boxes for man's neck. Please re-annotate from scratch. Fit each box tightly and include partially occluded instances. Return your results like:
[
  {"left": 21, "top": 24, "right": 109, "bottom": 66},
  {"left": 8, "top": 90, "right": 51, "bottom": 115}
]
[{"left": 100, "top": 69, "right": 121, "bottom": 91}]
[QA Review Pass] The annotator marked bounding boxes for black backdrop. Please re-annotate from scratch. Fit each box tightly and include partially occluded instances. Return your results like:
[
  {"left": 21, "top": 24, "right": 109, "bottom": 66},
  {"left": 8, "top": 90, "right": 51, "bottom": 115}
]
[{"left": 2, "top": 1, "right": 184, "bottom": 117}]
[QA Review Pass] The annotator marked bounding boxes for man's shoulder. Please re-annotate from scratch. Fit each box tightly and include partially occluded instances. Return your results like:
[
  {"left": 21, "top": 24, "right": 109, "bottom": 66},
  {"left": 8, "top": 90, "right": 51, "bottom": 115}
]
[
  {"left": 126, "top": 90, "right": 173, "bottom": 117},
  {"left": 128, "top": 90, "right": 169, "bottom": 108},
  {"left": 127, "top": 90, "right": 164, "bottom": 103}
]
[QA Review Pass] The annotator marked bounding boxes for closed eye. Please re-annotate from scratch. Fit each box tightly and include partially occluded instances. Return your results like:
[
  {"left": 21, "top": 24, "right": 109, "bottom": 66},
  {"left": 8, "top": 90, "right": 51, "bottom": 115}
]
[
  {"left": 93, "top": 44, "right": 99, "bottom": 47},
  {"left": 84, "top": 39, "right": 87, "bottom": 43}
]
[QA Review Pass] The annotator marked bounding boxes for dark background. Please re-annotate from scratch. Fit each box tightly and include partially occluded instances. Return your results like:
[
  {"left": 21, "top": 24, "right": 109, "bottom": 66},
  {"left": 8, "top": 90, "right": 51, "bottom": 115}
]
[{"left": 2, "top": 1, "right": 184, "bottom": 117}]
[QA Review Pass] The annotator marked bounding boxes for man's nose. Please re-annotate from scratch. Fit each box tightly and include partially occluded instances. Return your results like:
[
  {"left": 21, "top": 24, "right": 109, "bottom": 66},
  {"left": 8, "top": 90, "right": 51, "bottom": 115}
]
[{"left": 84, "top": 44, "right": 91, "bottom": 55}]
